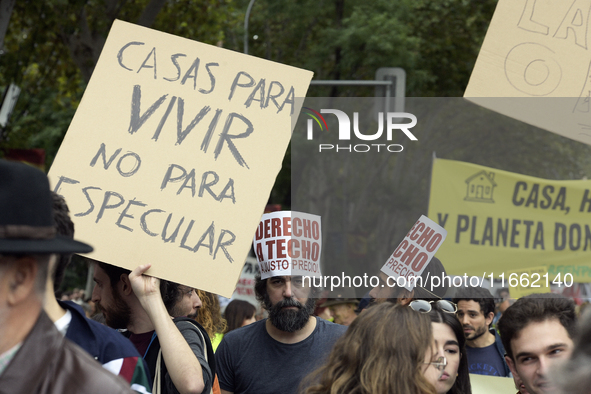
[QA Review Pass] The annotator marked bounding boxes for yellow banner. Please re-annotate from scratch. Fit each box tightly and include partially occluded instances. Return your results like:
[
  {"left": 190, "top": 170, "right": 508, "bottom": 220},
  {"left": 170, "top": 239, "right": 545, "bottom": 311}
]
[
  {"left": 506, "top": 266, "right": 551, "bottom": 299},
  {"left": 428, "top": 158, "right": 591, "bottom": 283}
]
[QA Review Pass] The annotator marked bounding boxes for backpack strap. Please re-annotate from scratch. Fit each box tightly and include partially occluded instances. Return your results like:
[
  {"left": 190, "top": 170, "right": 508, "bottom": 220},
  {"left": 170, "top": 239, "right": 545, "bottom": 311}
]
[
  {"left": 153, "top": 348, "right": 163, "bottom": 394},
  {"left": 153, "top": 318, "right": 216, "bottom": 394},
  {"left": 172, "top": 317, "right": 217, "bottom": 381}
]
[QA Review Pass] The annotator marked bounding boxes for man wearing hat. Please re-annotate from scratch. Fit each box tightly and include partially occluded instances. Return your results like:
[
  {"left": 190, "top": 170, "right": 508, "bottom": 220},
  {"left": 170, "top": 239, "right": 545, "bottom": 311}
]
[
  {"left": 0, "top": 159, "right": 133, "bottom": 393},
  {"left": 320, "top": 289, "right": 359, "bottom": 326}
]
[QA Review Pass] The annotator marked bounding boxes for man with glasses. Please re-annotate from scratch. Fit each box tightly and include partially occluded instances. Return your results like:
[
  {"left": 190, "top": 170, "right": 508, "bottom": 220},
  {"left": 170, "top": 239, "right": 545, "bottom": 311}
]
[{"left": 453, "top": 286, "right": 511, "bottom": 377}]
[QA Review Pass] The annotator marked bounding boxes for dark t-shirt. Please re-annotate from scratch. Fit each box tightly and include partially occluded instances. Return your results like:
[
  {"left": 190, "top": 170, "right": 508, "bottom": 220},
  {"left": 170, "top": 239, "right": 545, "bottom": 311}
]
[
  {"left": 216, "top": 317, "right": 347, "bottom": 394},
  {"left": 129, "top": 330, "right": 155, "bottom": 358},
  {"left": 129, "top": 322, "right": 212, "bottom": 394},
  {"left": 466, "top": 343, "right": 507, "bottom": 376}
]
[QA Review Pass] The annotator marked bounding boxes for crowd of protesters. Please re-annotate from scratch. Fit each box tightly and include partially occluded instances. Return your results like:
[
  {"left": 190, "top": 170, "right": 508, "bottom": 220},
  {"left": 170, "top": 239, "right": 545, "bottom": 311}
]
[{"left": 2, "top": 159, "right": 591, "bottom": 394}]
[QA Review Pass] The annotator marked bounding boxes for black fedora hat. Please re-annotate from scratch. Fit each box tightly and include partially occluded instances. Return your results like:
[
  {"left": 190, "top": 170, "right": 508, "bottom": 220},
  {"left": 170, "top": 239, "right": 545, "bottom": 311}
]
[{"left": 0, "top": 159, "right": 93, "bottom": 254}]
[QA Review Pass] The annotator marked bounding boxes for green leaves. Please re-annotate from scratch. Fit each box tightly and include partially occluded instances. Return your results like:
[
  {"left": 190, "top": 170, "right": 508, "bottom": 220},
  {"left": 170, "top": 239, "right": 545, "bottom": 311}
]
[{"left": 0, "top": 0, "right": 240, "bottom": 168}]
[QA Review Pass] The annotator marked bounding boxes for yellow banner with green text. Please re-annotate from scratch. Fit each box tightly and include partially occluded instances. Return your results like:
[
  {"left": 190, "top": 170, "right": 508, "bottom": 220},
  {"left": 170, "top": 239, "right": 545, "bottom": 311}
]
[{"left": 428, "top": 158, "right": 591, "bottom": 283}]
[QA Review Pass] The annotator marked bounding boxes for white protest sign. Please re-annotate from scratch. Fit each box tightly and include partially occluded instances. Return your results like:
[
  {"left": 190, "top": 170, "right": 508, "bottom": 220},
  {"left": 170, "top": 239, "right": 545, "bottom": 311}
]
[
  {"left": 231, "top": 256, "right": 258, "bottom": 302},
  {"left": 253, "top": 211, "right": 322, "bottom": 279},
  {"left": 381, "top": 215, "right": 447, "bottom": 291},
  {"left": 48, "top": 20, "right": 313, "bottom": 297},
  {"left": 464, "top": 0, "right": 591, "bottom": 146}
]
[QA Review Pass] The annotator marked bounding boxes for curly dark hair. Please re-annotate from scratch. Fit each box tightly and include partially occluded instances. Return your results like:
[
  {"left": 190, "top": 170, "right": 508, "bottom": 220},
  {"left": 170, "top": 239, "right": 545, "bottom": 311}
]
[
  {"left": 498, "top": 293, "right": 576, "bottom": 360},
  {"left": 51, "top": 191, "right": 75, "bottom": 292},
  {"left": 453, "top": 286, "right": 495, "bottom": 327},
  {"left": 161, "top": 280, "right": 182, "bottom": 312},
  {"left": 94, "top": 261, "right": 168, "bottom": 297}
]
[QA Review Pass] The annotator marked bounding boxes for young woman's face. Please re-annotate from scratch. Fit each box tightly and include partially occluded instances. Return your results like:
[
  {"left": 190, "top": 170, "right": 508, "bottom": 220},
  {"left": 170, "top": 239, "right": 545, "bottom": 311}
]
[{"left": 423, "top": 322, "right": 461, "bottom": 394}]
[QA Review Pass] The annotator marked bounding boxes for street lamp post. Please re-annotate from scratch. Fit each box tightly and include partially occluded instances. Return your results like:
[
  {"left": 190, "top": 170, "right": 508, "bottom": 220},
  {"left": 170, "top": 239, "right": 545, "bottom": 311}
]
[{"left": 244, "top": 0, "right": 256, "bottom": 54}]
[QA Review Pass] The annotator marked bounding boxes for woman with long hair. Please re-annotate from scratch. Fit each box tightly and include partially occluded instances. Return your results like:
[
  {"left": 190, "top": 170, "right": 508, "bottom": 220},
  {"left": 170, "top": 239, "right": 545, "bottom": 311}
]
[
  {"left": 193, "top": 289, "right": 227, "bottom": 351},
  {"left": 303, "top": 302, "right": 437, "bottom": 394},
  {"left": 417, "top": 300, "right": 472, "bottom": 394},
  {"left": 224, "top": 299, "right": 257, "bottom": 334}
]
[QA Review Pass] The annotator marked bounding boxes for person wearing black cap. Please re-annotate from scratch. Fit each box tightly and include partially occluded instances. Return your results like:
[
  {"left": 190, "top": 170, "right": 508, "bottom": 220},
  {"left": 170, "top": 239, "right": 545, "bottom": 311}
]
[
  {"left": 44, "top": 191, "right": 152, "bottom": 393},
  {"left": 0, "top": 159, "right": 133, "bottom": 394},
  {"left": 320, "top": 289, "right": 359, "bottom": 326}
]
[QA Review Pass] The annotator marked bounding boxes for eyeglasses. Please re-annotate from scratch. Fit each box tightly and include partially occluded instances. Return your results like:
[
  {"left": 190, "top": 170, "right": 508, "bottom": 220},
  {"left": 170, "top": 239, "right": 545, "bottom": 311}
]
[
  {"left": 409, "top": 299, "right": 457, "bottom": 314},
  {"left": 424, "top": 356, "right": 447, "bottom": 371}
]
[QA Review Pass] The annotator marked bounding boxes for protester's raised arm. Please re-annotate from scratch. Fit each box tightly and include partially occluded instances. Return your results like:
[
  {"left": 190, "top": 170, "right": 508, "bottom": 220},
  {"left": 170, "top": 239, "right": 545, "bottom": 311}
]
[{"left": 129, "top": 264, "right": 205, "bottom": 394}]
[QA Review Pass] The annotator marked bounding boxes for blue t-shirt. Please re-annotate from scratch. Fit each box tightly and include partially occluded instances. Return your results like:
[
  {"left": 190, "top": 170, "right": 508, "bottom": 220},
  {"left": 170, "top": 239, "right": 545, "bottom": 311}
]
[
  {"left": 466, "top": 343, "right": 508, "bottom": 376},
  {"left": 216, "top": 317, "right": 347, "bottom": 394}
]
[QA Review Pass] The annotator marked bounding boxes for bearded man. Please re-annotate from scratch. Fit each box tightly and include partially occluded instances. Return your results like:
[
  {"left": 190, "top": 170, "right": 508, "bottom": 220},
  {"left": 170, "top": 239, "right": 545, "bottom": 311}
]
[
  {"left": 91, "top": 261, "right": 211, "bottom": 394},
  {"left": 215, "top": 274, "right": 347, "bottom": 394},
  {"left": 453, "top": 286, "right": 511, "bottom": 377}
]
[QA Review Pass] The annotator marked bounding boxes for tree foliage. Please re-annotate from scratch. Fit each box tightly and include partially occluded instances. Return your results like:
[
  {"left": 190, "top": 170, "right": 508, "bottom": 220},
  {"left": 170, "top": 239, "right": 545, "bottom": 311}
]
[
  {"left": 0, "top": 0, "right": 239, "bottom": 166},
  {"left": 2, "top": 0, "right": 591, "bottom": 287}
]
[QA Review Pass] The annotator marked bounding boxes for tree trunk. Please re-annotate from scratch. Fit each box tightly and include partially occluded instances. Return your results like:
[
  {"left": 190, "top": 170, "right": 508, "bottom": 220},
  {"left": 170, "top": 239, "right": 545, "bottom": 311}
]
[{"left": 0, "top": 0, "right": 16, "bottom": 51}]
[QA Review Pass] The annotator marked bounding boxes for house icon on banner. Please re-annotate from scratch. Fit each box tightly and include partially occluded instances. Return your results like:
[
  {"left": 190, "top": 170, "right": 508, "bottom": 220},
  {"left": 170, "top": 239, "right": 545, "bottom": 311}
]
[{"left": 464, "top": 170, "right": 496, "bottom": 203}]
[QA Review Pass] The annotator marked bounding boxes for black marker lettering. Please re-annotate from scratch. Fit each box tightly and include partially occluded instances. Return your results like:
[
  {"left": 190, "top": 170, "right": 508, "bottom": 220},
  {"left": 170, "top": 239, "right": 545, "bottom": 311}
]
[
  {"left": 152, "top": 96, "right": 177, "bottom": 141},
  {"left": 228, "top": 71, "right": 255, "bottom": 101},
  {"left": 201, "top": 109, "right": 223, "bottom": 153},
  {"left": 162, "top": 213, "right": 184, "bottom": 243},
  {"left": 176, "top": 99, "right": 211, "bottom": 145},
  {"left": 116, "top": 152, "right": 141, "bottom": 177},
  {"left": 117, "top": 42, "right": 144, "bottom": 71},
  {"left": 264, "top": 81, "right": 284, "bottom": 109},
  {"left": 140, "top": 209, "right": 165, "bottom": 237},
  {"left": 137, "top": 47, "right": 157, "bottom": 79},
  {"left": 214, "top": 229, "right": 235, "bottom": 262},
  {"left": 164, "top": 54, "right": 187, "bottom": 82},
  {"left": 161, "top": 164, "right": 187, "bottom": 191},
  {"left": 75, "top": 186, "right": 101, "bottom": 217},
  {"left": 199, "top": 171, "right": 219, "bottom": 199},
  {"left": 278, "top": 86, "right": 295, "bottom": 115},
  {"left": 90, "top": 143, "right": 121, "bottom": 169},
  {"left": 181, "top": 57, "right": 200, "bottom": 89},
  {"left": 199, "top": 62, "right": 219, "bottom": 94},
  {"left": 116, "top": 199, "right": 147, "bottom": 232},
  {"left": 192, "top": 221, "right": 215, "bottom": 254},
  {"left": 244, "top": 79, "right": 265, "bottom": 108},
  {"left": 95, "top": 191, "right": 125, "bottom": 223},
  {"left": 178, "top": 169, "right": 196, "bottom": 197},
  {"left": 214, "top": 112, "right": 253, "bottom": 168},
  {"left": 128, "top": 85, "right": 168, "bottom": 135},
  {"left": 53, "top": 176, "right": 80, "bottom": 195}
]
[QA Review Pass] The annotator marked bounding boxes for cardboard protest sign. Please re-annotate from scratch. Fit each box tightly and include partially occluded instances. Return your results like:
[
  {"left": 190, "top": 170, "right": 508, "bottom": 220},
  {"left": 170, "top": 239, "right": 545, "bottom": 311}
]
[
  {"left": 464, "top": 0, "right": 591, "bottom": 146},
  {"left": 381, "top": 215, "right": 447, "bottom": 291},
  {"left": 48, "top": 20, "right": 313, "bottom": 297},
  {"left": 253, "top": 211, "right": 322, "bottom": 279},
  {"left": 428, "top": 158, "right": 591, "bottom": 282},
  {"left": 469, "top": 374, "right": 516, "bottom": 394}
]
